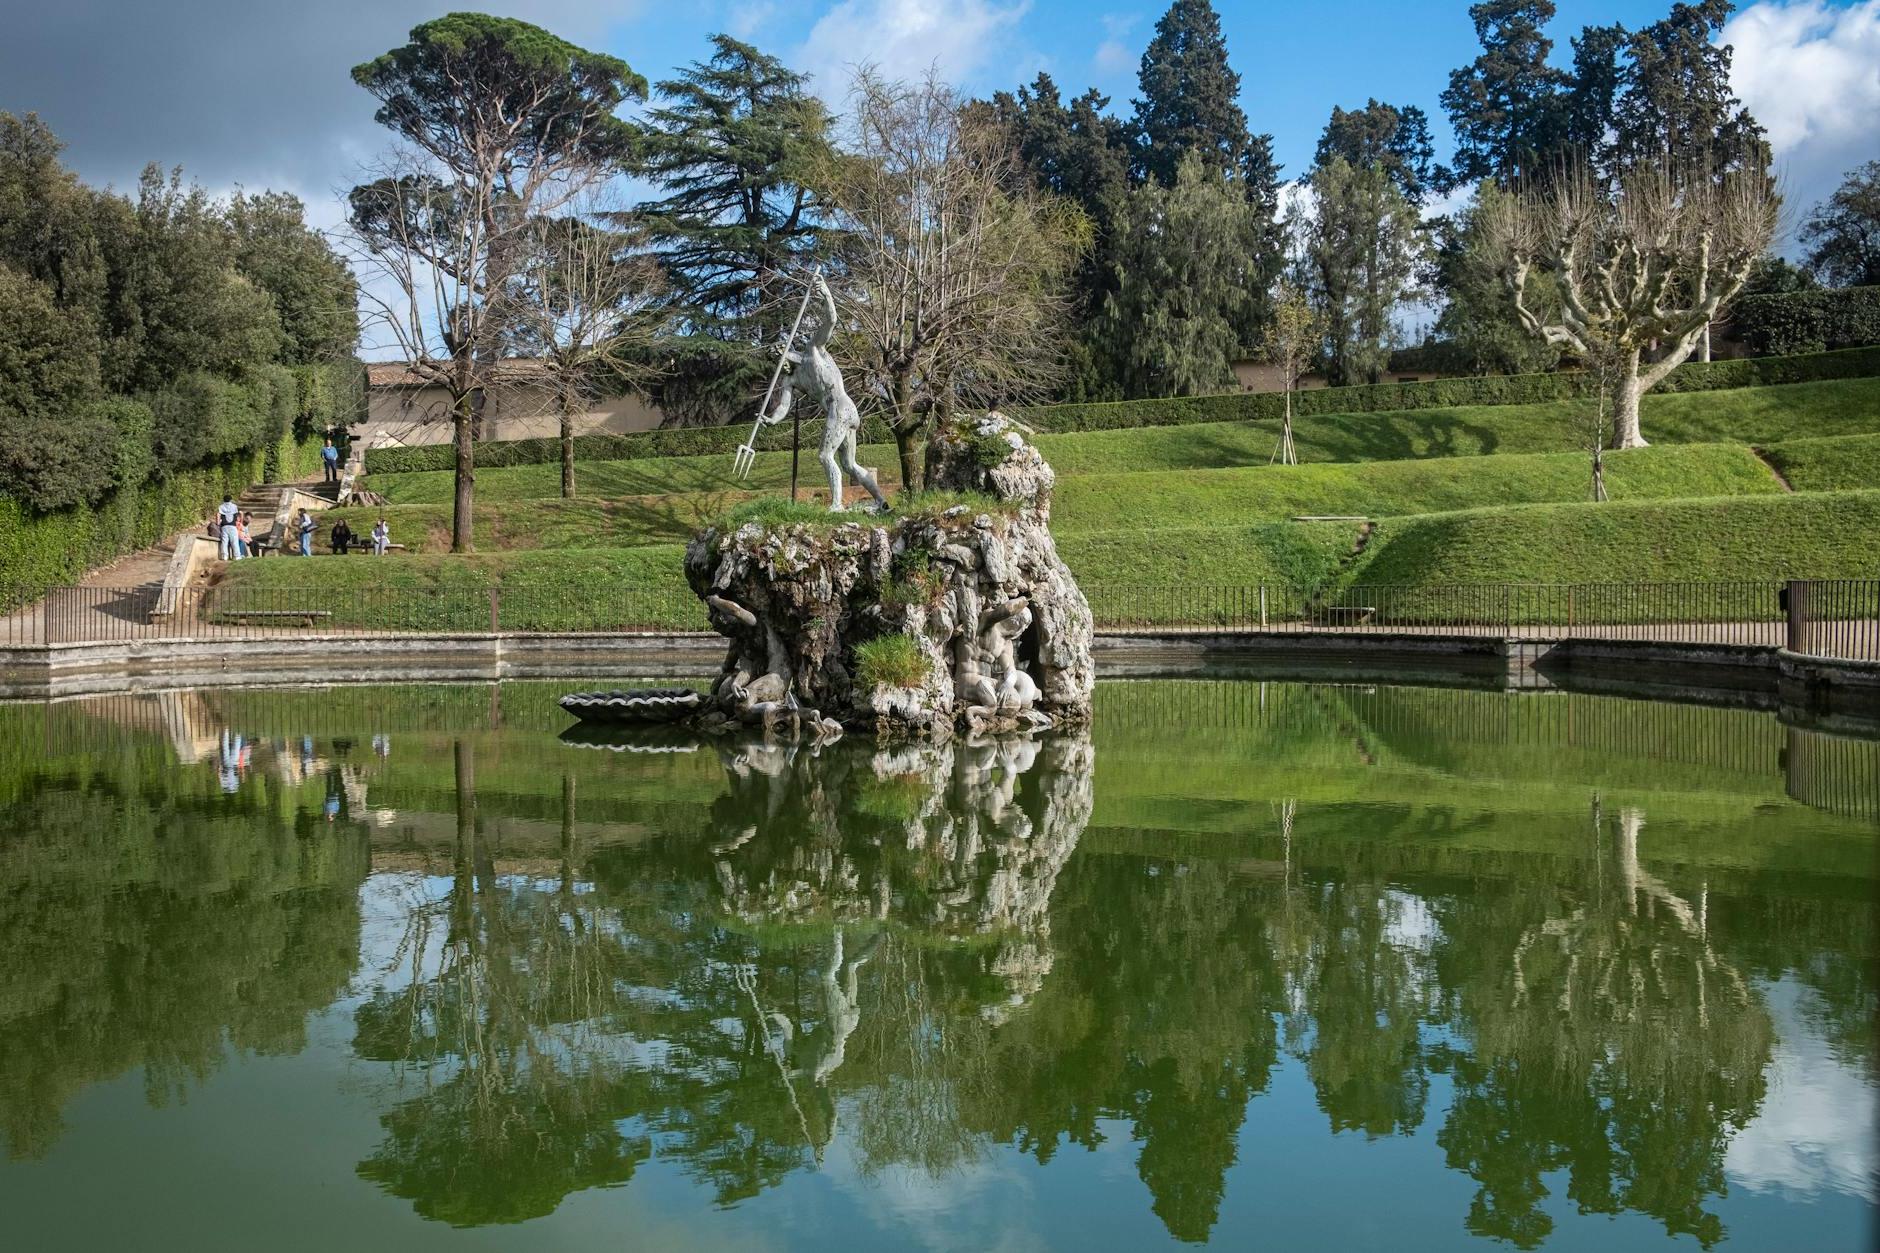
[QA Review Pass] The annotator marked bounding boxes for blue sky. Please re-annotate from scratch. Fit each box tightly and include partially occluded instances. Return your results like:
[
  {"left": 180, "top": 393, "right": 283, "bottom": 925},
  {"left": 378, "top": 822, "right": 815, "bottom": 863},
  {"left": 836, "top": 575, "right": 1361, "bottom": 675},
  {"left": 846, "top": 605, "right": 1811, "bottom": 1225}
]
[{"left": 2, "top": 1, "right": 1874, "bottom": 234}]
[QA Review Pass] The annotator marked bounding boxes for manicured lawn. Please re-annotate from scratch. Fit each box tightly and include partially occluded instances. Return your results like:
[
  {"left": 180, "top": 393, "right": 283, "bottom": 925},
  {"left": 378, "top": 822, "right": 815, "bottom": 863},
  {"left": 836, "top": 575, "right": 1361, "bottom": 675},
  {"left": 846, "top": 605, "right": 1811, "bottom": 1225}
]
[
  {"left": 1346, "top": 489, "right": 1880, "bottom": 589},
  {"left": 1052, "top": 442, "right": 1782, "bottom": 532},
  {"left": 1760, "top": 433, "right": 1880, "bottom": 493},
  {"left": 347, "top": 442, "right": 1786, "bottom": 555},
  {"left": 365, "top": 376, "right": 1880, "bottom": 505},
  {"left": 215, "top": 517, "right": 1360, "bottom": 630}
]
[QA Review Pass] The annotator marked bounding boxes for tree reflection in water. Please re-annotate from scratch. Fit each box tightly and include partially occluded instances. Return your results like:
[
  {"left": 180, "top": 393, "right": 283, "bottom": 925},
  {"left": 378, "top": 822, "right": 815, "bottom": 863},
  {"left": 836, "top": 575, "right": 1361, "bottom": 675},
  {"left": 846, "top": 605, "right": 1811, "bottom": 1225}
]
[
  {"left": 341, "top": 720, "right": 1866, "bottom": 1246},
  {"left": 2, "top": 683, "right": 1870, "bottom": 1248}
]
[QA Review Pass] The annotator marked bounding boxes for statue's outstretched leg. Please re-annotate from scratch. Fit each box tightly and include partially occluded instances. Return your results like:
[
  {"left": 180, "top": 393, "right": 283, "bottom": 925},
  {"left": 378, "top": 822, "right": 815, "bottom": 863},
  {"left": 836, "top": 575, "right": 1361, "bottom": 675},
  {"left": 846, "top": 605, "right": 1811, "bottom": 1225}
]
[
  {"left": 842, "top": 431, "right": 887, "bottom": 511},
  {"left": 820, "top": 438, "right": 846, "bottom": 511}
]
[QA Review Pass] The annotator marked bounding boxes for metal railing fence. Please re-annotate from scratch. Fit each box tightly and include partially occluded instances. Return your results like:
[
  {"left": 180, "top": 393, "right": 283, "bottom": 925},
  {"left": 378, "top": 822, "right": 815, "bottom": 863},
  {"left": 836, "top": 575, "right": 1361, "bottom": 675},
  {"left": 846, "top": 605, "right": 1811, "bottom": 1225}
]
[
  {"left": 2, "top": 577, "right": 1875, "bottom": 659},
  {"left": 1783, "top": 579, "right": 1880, "bottom": 663}
]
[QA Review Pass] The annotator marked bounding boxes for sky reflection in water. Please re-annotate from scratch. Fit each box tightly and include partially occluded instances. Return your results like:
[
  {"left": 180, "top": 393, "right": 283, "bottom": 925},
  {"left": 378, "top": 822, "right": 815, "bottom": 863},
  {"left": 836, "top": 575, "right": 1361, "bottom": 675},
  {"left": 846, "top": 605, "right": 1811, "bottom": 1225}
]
[{"left": 0, "top": 680, "right": 1874, "bottom": 1251}]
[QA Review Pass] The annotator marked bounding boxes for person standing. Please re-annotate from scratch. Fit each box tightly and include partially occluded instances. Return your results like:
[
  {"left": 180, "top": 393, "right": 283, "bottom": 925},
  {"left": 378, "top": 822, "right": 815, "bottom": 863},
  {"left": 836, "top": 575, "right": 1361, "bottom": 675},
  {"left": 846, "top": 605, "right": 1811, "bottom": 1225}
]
[
  {"left": 321, "top": 438, "right": 341, "bottom": 486},
  {"left": 216, "top": 496, "right": 240, "bottom": 560},
  {"left": 331, "top": 519, "right": 354, "bottom": 555},
  {"left": 296, "top": 508, "right": 316, "bottom": 557},
  {"left": 371, "top": 517, "right": 390, "bottom": 556}
]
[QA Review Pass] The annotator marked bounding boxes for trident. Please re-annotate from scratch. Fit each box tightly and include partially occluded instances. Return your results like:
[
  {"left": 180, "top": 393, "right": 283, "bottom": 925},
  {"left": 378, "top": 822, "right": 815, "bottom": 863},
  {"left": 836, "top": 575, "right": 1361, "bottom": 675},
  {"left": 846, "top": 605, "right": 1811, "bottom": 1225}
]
[{"left": 733, "top": 265, "right": 824, "bottom": 479}]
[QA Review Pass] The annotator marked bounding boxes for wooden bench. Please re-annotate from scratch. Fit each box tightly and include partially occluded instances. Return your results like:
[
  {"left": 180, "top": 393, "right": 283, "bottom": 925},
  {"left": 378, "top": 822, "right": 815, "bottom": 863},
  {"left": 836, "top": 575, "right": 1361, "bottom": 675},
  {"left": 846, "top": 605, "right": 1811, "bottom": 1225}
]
[
  {"left": 1313, "top": 606, "right": 1377, "bottom": 625},
  {"left": 215, "top": 609, "right": 334, "bottom": 627},
  {"left": 338, "top": 542, "right": 408, "bottom": 554}
]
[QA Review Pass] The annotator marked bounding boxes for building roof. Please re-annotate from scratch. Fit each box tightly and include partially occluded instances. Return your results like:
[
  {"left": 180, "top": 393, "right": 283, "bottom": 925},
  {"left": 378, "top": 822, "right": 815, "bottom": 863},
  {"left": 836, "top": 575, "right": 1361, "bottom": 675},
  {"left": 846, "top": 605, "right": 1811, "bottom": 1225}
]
[{"left": 365, "top": 359, "right": 553, "bottom": 388}]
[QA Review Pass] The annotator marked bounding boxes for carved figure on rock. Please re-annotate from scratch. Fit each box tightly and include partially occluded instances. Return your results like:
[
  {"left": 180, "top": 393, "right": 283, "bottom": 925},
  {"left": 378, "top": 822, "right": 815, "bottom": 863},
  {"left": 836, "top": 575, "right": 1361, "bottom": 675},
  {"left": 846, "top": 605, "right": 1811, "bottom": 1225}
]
[
  {"left": 760, "top": 275, "right": 887, "bottom": 513},
  {"left": 685, "top": 410, "right": 1093, "bottom": 737}
]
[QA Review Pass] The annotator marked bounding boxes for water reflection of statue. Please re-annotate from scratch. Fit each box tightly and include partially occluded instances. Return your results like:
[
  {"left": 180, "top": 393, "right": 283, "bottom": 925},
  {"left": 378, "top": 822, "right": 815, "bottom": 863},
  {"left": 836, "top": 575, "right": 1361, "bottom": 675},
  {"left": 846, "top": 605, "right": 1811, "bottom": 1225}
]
[
  {"left": 708, "top": 732, "right": 1094, "bottom": 1068},
  {"left": 758, "top": 275, "right": 887, "bottom": 513}
]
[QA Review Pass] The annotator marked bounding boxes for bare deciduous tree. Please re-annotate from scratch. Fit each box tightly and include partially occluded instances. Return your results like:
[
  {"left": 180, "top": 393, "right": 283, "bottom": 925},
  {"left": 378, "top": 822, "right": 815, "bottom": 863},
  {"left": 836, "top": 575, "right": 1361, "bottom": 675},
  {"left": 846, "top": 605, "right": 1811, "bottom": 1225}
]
[
  {"left": 1484, "top": 163, "right": 1777, "bottom": 448},
  {"left": 816, "top": 69, "right": 1085, "bottom": 490},
  {"left": 506, "top": 201, "right": 664, "bottom": 497}
]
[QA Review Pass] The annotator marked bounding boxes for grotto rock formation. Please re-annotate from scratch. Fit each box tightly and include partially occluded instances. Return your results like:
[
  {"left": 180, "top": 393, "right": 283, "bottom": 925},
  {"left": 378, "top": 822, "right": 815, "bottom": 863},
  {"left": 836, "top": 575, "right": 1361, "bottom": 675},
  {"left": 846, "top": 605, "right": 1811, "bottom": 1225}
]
[{"left": 684, "top": 412, "right": 1095, "bottom": 737}]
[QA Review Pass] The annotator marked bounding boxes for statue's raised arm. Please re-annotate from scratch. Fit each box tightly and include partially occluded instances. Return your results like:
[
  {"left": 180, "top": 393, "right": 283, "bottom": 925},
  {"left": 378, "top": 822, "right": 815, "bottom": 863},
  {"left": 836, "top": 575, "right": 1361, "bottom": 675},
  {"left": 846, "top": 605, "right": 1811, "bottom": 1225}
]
[{"left": 805, "top": 274, "right": 836, "bottom": 348}]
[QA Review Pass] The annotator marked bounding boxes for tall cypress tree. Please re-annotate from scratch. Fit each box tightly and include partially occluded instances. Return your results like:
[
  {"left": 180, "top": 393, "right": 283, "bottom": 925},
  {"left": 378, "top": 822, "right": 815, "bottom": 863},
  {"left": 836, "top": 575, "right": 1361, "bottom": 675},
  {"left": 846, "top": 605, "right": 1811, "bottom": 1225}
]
[
  {"left": 1129, "top": 0, "right": 1281, "bottom": 351},
  {"left": 1440, "top": 1, "right": 1569, "bottom": 187},
  {"left": 1315, "top": 100, "right": 1442, "bottom": 206},
  {"left": 1612, "top": 0, "right": 1767, "bottom": 174},
  {"left": 1130, "top": 0, "right": 1279, "bottom": 211},
  {"left": 634, "top": 35, "right": 831, "bottom": 340}
]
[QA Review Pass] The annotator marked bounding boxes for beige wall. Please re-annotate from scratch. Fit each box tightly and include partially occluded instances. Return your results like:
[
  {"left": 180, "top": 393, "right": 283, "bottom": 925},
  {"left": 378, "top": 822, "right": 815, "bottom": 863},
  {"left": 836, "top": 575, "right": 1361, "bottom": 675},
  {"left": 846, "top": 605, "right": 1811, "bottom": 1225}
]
[
  {"left": 362, "top": 383, "right": 665, "bottom": 448},
  {"left": 1230, "top": 360, "right": 1467, "bottom": 393}
]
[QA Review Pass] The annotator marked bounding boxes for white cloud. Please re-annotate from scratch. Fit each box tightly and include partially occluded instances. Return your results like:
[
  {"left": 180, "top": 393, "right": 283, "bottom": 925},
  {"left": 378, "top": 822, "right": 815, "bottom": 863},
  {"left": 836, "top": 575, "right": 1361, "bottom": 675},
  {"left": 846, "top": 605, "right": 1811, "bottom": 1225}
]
[
  {"left": 1724, "top": 979, "right": 1879, "bottom": 1203},
  {"left": 1093, "top": 13, "right": 1140, "bottom": 78},
  {"left": 1723, "top": 0, "right": 1880, "bottom": 229},
  {"left": 793, "top": 0, "right": 1031, "bottom": 99},
  {"left": 727, "top": 0, "right": 781, "bottom": 39}
]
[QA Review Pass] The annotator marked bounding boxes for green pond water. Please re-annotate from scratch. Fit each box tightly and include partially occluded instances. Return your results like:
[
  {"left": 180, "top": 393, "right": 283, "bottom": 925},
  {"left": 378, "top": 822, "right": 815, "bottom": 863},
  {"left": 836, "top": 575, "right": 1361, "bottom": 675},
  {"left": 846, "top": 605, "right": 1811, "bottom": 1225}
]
[{"left": 0, "top": 679, "right": 1874, "bottom": 1251}]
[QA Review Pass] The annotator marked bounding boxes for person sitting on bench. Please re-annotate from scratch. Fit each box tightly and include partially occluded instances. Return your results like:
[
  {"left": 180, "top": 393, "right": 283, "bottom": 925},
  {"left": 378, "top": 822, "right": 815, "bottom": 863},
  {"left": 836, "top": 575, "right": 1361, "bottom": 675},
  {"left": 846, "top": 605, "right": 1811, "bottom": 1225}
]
[
  {"left": 331, "top": 519, "right": 354, "bottom": 555},
  {"left": 371, "top": 517, "right": 390, "bottom": 556}
]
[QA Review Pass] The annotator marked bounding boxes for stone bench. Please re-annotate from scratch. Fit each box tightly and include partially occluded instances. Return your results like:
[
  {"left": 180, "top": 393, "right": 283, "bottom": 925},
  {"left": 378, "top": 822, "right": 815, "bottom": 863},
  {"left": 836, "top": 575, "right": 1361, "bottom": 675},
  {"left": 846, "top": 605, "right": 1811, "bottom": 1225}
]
[
  {"left": 1313, "top": 605, "right": 1377, "bottom": 625},
  {"left": 215, "top": 609, "right": 334, "bottom": 628}
]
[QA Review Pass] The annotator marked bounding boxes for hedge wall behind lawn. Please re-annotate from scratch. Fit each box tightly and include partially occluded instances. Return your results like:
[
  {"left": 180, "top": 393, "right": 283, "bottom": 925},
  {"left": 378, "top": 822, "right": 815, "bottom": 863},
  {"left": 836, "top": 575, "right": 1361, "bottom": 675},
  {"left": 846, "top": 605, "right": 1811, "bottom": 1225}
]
[
  {"left": 363, "top": 345, "right": 1880, "bottom": 475},
  {"left": 1732, "top": 286, "right": 1880, "bottom": 357},
  {"left": 1, "top": 433, "right": 321, "bottom": 611}
]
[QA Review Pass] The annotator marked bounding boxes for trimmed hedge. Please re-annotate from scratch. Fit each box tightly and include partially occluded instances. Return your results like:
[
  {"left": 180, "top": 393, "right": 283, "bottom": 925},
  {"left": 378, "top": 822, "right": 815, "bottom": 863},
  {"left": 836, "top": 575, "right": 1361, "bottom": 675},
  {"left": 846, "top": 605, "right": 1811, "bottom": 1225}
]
[
  {"left": 366, "top": 413, "right": 901, "bottom": 476},
  {"left": 1733, "top": 286, "right": 1880, "bottom": 357},
  {"left": 362, "top": 345, "right": 1880, "bottom": 474},
  {"left": 1027, "top": 344, "right": 1880, "bottom": 434},
  {"left": 1, "top": 432, "right": 323, "bottom": 610}
]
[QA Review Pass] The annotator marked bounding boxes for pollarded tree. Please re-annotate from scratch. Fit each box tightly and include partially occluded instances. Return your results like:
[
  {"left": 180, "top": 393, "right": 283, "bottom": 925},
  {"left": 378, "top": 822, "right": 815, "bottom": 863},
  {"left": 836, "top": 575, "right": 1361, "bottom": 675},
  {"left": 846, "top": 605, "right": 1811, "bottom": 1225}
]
[
  {"left": 347, "top": 13, "right": 645, "bottom": 552},
  {"left": 817, "top": 69, "right": 1084, "bottom": 489},
  {"left": 1484, "top": 162, "right": 1777, "bottom": 448},
  {"left": 1099, "top": 152, "right": 1264, "bottom": 398}
]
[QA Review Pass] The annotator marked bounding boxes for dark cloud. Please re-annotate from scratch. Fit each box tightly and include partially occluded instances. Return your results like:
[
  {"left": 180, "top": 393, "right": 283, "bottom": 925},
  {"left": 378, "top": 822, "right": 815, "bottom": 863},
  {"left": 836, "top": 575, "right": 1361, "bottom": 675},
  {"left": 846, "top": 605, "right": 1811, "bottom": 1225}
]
[{"left": 1, "top": 1, "right": 629, "bottom": 220}]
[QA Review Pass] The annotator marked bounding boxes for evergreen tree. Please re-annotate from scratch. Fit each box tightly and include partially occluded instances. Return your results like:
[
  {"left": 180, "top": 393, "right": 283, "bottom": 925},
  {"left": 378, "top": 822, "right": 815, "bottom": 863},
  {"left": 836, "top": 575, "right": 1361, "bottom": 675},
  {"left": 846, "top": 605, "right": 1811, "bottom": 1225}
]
[
  {"left": 1301, "top": 158, "right": 1427, "bottom": 387},
  {"left": 1130, "top": 0, "right": 1280, "bottom": 213},
  {"left": 1800, "top": 161, "right": 1880, "bottom": 288},
  {"left": 634, "top": 35, "right": 831, "bottom": 340},
  {"left": 1315, "top": 100, "right": 1441, "bottom": 205},
  {"left": 1441, "top": 1, "right": 1569, "bottom": 187},
  {"left": 1612, "top": 0, "right": 1768, "bottom": 174},
  {"left": 1129, "top": 1, "right": 1282, "bottom": 354},
  {"left": 1561, "top": 23, "right": 1628, "bottom": 173},
  {"left": 1098, "top": 153, "right": 1262, "bottom": 398},
  {"left": 969, "top": 73, "right": 1132, "bottom": 400}
]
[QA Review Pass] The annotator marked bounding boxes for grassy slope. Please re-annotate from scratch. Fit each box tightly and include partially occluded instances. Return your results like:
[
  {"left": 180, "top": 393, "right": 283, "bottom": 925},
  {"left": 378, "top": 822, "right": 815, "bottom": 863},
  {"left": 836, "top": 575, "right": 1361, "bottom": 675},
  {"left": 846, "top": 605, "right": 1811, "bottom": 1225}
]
[
  {"left": 365, "top": 376, "right": 1880, "bottom": 505},
  {"left": 1053, "top": 443, "right": 1781, "bottom": 532},
  {"left": 1760, "top": 432, "right": 1880, "bottom": 492},
  {"left": 1347, "top": 489, "right": 1880, "bottom": 587},
  {"left": 340, "top": 442, "right": 1783, "bottom": 554},
  {"left": 216, "top": 519, "right": 1359, "bottom": 626}
]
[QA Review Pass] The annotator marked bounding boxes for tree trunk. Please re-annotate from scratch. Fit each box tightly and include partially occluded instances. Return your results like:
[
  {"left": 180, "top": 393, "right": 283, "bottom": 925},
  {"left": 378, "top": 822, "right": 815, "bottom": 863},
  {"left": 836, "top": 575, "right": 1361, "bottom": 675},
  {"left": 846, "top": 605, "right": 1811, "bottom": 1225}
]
[
  {"left": 452, "top": 391, "right": 476, "bottom": 552},
  {"left": 1610, "top": 350, "right": 1648, "bottom": 450},
  {"left": 1698, "top": 323, "right": 1711, "bottom": 363},
  {"left": 559, "top": 387, "right": 576, "bottom": 499},
  {"left": 895, "top": 424, "right": 921, "bottom": 498},
  {"left": 891, "top": 372, "right": 920, "bottom": 495}
]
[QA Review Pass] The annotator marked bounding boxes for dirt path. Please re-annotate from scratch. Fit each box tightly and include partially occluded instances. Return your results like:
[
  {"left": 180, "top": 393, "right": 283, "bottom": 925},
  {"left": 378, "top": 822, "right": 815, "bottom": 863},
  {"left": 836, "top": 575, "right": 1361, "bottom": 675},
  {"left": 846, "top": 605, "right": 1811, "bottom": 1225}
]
[{"left": 1749, "top": 447, "right": 1796, "bottom": 492}]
